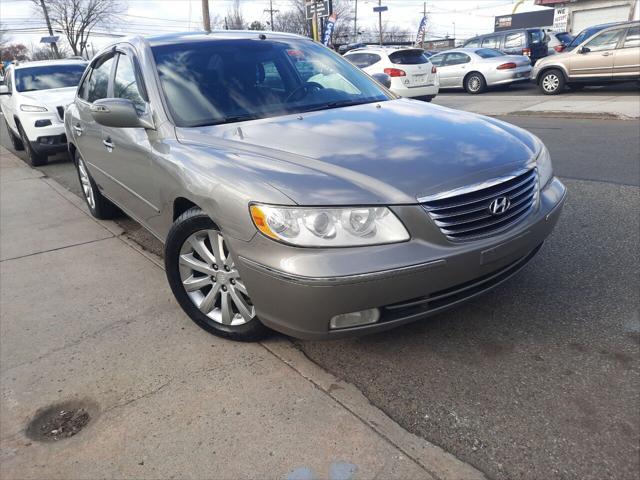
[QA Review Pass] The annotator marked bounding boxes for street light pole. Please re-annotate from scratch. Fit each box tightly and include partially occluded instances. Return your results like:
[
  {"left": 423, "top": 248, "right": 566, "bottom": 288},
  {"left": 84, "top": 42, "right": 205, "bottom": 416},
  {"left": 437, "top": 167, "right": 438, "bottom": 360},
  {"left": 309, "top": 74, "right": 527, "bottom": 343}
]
[
  {"left": 39, "top": 0, "right": 59, "bottom": 58},
  {"left": 378, "top": 0, "right": 382, "bottom": 46},
  {"left": 354, "top": 0, "right": 358, "bottom": 43}
]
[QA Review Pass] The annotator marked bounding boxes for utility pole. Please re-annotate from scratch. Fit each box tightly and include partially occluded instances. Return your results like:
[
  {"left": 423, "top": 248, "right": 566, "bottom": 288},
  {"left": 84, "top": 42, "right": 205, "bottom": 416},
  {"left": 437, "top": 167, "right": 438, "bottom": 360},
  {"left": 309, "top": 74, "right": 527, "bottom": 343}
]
[
  {"left": 264, "top": 0, "right": 279, "bottom": 31},
  {"left": 354, "top": 0, "right": 358, "bottom": 43},
  {"left": 39, "top": 0, "right": 59, "bottom": 58},
  {"left": 201, "top": 0, "right": 211, "bottom": 32},
  {"left": 378, "top": 0, "right": 382, "bottom": 46}
]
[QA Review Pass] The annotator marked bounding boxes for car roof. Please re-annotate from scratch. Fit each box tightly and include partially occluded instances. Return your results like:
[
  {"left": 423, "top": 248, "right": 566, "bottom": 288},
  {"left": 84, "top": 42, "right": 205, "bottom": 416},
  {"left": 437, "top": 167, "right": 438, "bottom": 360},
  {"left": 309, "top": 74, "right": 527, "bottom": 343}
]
[
  {"left": 346, "top": 46, "right": 424, "bottom": 54},
  {"left": 145, "top": 30, "right": 306, "bottom": 47},
  {"left": 430, "top": 47, "right": 479, "bottom": 55},
  {"left": 14, "top": 59, "right": 88, "bottom": 70}
]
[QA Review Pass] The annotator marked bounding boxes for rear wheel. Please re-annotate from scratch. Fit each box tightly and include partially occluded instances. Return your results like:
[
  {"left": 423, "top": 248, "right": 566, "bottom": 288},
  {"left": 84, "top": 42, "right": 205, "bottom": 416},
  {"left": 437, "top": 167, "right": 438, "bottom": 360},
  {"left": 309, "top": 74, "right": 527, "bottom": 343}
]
[
  {"left": 464, "top": 72, "right": 486, "bottom": 94},
  {"left": 18, "top": 123, "right": 46, "bottom": 166},
  {"left": 74, "top": 151, "right": 119, "bottom": 219},
  {"left": 416, "top": 95, "right": 434, "bottom": 102},
  {"left": 4, "top": 119, "right": 24, "bottom": 151},
  {"left": 165, "top": 207, "right": 268, "bottom": 342},
  {"left": 539, "top": 69, "right": 565, "bottom": 95}
]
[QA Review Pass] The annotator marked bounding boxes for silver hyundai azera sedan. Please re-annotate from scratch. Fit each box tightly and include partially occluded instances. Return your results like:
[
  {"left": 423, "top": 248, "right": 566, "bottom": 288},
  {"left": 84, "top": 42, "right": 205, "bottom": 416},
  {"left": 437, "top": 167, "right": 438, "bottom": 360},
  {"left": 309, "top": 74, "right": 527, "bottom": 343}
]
[{"left": 65, "top": 32, "right": 566, "bottom": 341}]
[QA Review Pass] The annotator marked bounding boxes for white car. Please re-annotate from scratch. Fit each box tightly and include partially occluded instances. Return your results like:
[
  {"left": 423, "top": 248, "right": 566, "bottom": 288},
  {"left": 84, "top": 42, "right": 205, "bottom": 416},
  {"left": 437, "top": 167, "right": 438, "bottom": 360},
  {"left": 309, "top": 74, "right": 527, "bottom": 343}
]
[
  {"left": 344, "top": 47, "right": 439, "bottom": 101},
  {"left": 0, "top": 59, "right": 87, "bottom": 165}
]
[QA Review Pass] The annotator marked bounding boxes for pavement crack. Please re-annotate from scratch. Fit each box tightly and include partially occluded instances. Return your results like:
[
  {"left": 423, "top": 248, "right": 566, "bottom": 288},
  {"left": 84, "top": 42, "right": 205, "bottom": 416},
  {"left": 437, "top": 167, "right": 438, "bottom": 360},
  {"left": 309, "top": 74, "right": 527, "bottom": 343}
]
[{"left": 0, "top": 236, "right": 114, "bottom": 263}]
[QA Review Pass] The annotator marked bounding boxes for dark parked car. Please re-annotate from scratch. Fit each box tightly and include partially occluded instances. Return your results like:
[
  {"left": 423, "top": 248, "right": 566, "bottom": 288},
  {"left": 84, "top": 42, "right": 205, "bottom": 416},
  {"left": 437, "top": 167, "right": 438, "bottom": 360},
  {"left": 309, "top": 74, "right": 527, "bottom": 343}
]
[{"left": 464, "top": 28, "right": 549, "bottom": 64}]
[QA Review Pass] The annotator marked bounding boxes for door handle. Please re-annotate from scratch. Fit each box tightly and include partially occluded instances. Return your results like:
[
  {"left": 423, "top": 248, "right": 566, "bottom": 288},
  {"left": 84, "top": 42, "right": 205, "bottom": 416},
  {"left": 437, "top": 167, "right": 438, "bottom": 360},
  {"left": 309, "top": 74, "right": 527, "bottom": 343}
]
[
  {"left": 601, "top": 52, "right": 612, "bottom": 56},
  {"left": 102, "top": 138, "right": 114, "bottom": 152},
  {"left": 73, "top": 124, "right": 83, "bottom": 136}
]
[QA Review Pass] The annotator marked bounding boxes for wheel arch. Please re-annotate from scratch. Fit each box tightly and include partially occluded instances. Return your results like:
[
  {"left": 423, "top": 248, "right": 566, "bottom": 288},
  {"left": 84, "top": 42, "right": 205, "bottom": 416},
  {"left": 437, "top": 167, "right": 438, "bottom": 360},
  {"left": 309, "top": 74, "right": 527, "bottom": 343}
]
[
  {"left": 536, "top": 65, "right": 568, "bottom": 84},
  {"left": 463, "top": 70, "right": 485, "bottom": 84}
]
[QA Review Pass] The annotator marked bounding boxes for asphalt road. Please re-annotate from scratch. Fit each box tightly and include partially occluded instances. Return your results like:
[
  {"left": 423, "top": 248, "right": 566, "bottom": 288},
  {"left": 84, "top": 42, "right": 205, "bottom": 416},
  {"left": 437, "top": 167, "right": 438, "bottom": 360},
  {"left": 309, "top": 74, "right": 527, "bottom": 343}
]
[
  {"left": 438, "top": 80, "right": 639, "bottom": 96},
  {"left": 1, "top": 115, "right": 639, "bottom": 480}
]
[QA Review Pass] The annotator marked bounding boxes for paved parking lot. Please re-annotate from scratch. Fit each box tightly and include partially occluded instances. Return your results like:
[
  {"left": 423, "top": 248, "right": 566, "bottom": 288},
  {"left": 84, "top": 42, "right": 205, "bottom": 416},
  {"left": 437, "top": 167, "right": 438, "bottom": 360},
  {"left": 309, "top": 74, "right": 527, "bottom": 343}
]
[{"left": 1, "top": 110, "right": 638, "bottom": 480}]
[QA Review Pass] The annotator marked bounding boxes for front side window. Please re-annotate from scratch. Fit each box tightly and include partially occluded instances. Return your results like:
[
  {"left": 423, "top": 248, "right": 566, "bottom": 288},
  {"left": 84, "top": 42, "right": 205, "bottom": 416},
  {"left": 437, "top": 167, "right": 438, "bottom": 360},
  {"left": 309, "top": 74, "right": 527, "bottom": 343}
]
[
  {"left": 151, "top": 39, "right": 390, "bottom": 128},
  {"left": 504, "top": 32, "right": 524, "bottom": 48},
  {"left": 445, "top": 52, "right": 471, "bottom": 66},
  {"left": 113, "top": 52, "right": 146, "bottom": 113},
  {"left": 585, "top": 29, "right": 625, "bottom": 52},
  {"left": 464, "top": 38, "right": 480, "bottom": 48},
  {"left": 87, "top": 55, "right": 115, "bottom": 103},
  {"left": 475, "top": 48, "right": 504, "bottom": 58},
  {"left": 14, "top": 63, "right": 87, "bottom": 92},
  {"left": 566, "top": 26, "right": 605, "bottom": 51},
  {"left": 623, "top": 25, "right": 640, "bottom": 48},
  {"left": 481, "top": 35, "right": 501, "bottom": 48}
]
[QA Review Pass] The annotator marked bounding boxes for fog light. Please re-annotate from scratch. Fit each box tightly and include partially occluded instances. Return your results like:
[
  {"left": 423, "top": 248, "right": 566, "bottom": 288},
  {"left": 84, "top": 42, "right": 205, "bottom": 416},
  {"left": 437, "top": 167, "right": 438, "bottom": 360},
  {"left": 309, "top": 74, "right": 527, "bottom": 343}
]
[
  {"left": 35, "top": 119, "right": 52, "bottom": 128},
  {"left": 330, "top": 308, "right": 380, "bottom": 330}
]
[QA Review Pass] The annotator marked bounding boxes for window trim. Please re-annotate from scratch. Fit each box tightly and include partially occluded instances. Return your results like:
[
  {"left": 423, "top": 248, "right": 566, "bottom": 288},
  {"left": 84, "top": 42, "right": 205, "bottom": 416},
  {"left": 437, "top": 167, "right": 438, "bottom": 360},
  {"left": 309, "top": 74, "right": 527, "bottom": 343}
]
[
  {"left": 620, "top": 25, "right": 640, "bottom": 49},
  {"left": 115, "top": 46, "right": 149, "bottom": 102},
  {"left": 79, "top": 51, "right": 116, "bottom": 105},
  {"left": 585, "top": 27, "right": 627, "bottom": 52}
]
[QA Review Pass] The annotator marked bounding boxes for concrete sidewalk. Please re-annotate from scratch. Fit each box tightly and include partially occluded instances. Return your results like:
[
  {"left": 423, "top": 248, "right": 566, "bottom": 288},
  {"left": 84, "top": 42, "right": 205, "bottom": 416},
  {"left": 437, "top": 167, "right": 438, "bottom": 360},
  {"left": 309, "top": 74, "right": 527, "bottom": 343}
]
[
  {"left": 0, "top": 147, "right": 484, "bottom": 480},
  {"left": 434, "top": 92, "right": 640, "bottom": 119}
]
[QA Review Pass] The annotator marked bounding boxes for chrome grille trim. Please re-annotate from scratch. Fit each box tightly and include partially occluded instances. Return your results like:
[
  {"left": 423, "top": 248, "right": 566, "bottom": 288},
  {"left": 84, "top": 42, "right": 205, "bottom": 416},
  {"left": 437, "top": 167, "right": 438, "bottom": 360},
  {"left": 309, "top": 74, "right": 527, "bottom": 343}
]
[{"left": 421, "top": 168, "right": 538, "bottom": 242}]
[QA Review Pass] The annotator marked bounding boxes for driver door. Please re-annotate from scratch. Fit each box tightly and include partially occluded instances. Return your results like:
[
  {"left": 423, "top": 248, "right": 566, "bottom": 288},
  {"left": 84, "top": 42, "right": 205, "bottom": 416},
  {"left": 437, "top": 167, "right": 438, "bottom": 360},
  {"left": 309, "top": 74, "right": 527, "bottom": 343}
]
[{"left": 569, "top": 28, "right": 626, "bottom": 79}]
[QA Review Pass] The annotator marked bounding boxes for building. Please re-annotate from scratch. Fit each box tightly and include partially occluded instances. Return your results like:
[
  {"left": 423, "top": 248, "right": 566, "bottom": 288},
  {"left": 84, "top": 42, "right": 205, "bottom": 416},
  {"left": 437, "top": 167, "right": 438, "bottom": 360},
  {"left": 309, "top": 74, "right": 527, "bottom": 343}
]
[{"left": 534, "top": 0, "right": 639, "bottom": 33}]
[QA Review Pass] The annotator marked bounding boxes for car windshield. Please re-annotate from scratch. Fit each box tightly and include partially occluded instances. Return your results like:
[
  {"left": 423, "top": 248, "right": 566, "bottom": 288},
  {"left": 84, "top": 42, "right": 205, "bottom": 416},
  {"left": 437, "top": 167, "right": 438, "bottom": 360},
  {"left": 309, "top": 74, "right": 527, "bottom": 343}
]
[
  {"left": 15, "top": 64, "right": 86, "bottom": 92},
  {"left": 565, "top": 25, "right": 609, "bottom": 51},
  {"left": 151, "top": 38, "right": 391, "bottom": 128},
  {"left": 475, "top": 48, "right": 505, "bottom": 58}
]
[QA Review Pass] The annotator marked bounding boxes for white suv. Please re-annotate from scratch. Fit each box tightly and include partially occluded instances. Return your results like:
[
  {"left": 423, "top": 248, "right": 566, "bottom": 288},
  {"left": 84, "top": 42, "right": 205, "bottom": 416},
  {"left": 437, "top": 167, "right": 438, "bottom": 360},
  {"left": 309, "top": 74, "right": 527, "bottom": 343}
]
[
  {"left": 344, "top": 47, "right": 439, "bottom": 101},
  {"left": 0, "top": 59, "right": 87, "bottom": 165}
]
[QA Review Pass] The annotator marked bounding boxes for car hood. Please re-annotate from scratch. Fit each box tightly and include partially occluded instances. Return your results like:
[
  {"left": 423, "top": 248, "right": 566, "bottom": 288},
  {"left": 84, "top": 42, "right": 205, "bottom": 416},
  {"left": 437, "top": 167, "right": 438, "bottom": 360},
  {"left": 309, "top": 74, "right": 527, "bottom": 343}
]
[
  {"left": 19, "top": 87, "right": 77, "bottom": 110},
  {"left": 176, "top": 99, "right": 540, "bottom": 205}
]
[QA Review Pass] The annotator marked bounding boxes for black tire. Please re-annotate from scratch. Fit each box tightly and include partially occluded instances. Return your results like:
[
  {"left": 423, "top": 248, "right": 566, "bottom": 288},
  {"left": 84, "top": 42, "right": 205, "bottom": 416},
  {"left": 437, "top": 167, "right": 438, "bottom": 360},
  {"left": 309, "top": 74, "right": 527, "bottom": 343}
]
[
  {"left": 539, "top": 69, "right": 565, "bottom": 95},
  {"left": 165, "top": 207, "right": 269, "bottom": 342},
  {"left": 17, "top": 123, "right": 46, "bottom": 166},
  {"left": 74, "top": 151, "right": 119, "bottom": 219},
  {"left": 464, "top": 72, "right": 486, "bottom": 94},
  {"left": 416, "top": 95, "right": 434, "bottom": 102},
  {"left": 5, "top": 118, "right": 24, "bottom": 151}
]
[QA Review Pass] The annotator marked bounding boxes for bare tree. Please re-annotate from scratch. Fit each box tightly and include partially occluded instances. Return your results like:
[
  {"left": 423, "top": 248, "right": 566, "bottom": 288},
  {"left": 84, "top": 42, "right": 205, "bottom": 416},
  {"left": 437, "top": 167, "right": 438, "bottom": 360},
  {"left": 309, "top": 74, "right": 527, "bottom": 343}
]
[
  {"left": 366, "top": 21, "right": 412, "bottom": 44},
  {"left": 32, "top": 0, "right": 125, "bottom": 57},
  {"left": 272, "top": 0, "right": 308, "bottom": 36},
  {"left": 30, "top": 43, "right": 71, "bottom": 60},
  {"left": 1, "top": 43, "right": 29, "bottom": 62},
  {"left": 225, "top": 0, "right": 246, "bottom": 30},
  {"left": 248, "top": 20, "right": 266, "bottom": 31}
]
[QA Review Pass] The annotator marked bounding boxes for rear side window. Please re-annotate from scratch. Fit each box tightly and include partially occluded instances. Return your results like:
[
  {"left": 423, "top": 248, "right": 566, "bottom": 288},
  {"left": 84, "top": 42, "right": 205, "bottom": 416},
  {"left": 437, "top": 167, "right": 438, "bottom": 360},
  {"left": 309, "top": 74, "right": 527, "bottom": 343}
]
[
  {"left": 504, "top": 32, "right": 524, "bottom": 48},
  {"left": 429, "top": 54, "right": 445, "bottom": 67},
  {"left": 556, "top": 32, "right": 573, "bottom": 44},
  {"left": 481, "top": 35, "right": 501, "bottom": 48},
  {"left": 445, "top": 52, "right": 471, "bottom": 66},
  {"left": 623, "top": 25, "right": 640, "bottom": 48},
  {"left": 345, "top": 53, "right": 381, "bottom": 68},
  {"left": 388, "top": 50, "right": 429, "bottom": 65},
  {"left": 529, "top": 30, "right": 545, "bottom": 44},
  {"left": 87, "top": 55, "right": 115, "bottom": 103},
  {"left": 475, "top": 48, "right": 504, "bottom": 58}
]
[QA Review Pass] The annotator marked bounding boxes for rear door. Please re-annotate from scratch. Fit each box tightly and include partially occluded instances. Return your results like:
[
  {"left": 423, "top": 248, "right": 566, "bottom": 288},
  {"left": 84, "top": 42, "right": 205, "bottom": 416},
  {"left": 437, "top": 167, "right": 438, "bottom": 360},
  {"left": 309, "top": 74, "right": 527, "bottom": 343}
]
[
  {"left": 438, "top": 52, "right": 471, "bottom": 87},
  {"left": 569, "top": 27, "right": 626, "bottom": 78},
  {"left": 613, "top": 25, "right": 640, "bottom": 79},
  {"left": 388, "top": 49, "right": 435, "bottom": 87},
  {"left": 527, "top": 29, "right": 548, "bottom": 63}
]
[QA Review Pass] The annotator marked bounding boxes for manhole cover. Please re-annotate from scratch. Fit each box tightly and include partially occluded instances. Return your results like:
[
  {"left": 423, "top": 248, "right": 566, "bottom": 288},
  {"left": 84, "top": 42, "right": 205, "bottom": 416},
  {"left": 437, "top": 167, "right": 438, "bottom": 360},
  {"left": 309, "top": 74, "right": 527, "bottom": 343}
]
[{"left": 26, "top": 400, "right": 98, "bottom": 442}]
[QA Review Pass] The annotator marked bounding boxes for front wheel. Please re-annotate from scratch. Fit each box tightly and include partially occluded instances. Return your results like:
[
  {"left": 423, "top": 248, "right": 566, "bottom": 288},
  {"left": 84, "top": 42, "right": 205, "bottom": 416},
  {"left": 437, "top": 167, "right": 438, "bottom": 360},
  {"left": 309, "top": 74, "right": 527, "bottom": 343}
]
[
  {"left": 539, "top": 69, "right": 565, "bottom": 95},
  {"left": 165, "top": 207, "right": 268, "bottom": 341},
  {"left": 5, "top": 119, "right": 24, "bottom": 151},
  {"left": 74, "top": 152, "right": 119, "bottom": 219},
  {"left": 18, "top": 124, "right": 46, "bottom": 166},
  {"left": 464, "top": 73, "right": 486, "bottom": 94}
]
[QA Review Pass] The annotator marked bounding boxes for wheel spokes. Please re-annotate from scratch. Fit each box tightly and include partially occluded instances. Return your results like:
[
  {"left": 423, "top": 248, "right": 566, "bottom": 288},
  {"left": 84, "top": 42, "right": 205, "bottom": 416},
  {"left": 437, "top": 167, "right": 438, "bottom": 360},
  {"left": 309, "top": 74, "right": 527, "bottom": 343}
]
[
  {"left": 199, "top": 282, "right": 221, "bottom": 314},
  {"left": 230, "top": 288, "right": 254, "bottom": 320},
  {"left": 189, "top": 236, "right": 216, "bottom": 265},
  {"left": 180, "top": 253, "right": 216, "bottom": 276},
  {"left": 183, "top": 275, "right": 212, "bottom": 292}
]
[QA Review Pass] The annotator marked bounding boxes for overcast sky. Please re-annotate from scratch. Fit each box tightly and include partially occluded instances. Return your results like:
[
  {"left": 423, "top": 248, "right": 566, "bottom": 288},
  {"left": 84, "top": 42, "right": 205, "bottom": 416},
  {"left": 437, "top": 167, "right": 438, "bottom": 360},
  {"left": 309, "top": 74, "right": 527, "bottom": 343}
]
[{"left": 1, "top": 0, "right": 550, "bottom": 53}]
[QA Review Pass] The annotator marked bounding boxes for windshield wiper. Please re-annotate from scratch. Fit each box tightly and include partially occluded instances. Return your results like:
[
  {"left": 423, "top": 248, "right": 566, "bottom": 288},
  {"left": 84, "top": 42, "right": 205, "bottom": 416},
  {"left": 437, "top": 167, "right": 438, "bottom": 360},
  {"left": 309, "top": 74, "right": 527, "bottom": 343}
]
[
  {"left": 298, "top": 99, "right": 379, "bottom": 114},
  {"left": 189, "top": 113, "right": 262, "bottom": 127}
]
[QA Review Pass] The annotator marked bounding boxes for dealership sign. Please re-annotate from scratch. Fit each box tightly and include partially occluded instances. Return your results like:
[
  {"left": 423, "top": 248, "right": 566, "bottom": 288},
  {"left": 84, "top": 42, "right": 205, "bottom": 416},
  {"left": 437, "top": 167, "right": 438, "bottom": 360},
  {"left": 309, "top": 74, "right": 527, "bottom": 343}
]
[
  {"left": 305, "top": 0, "right": 330, "bottom": 19},
  {"left": 553, "top": 7, "right": 568, "bottom": 32}
]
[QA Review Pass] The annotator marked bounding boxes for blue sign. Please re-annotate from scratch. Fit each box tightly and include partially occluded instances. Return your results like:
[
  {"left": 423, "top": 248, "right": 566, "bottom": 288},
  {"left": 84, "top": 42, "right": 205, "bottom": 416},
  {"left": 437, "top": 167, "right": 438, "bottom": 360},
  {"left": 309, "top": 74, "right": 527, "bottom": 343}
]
[
  {"left": 322, "top": 13, "right": 337, "bottom": 46},
  {"left": 373, "top": 6, "right": 388, "bottom": 13}
]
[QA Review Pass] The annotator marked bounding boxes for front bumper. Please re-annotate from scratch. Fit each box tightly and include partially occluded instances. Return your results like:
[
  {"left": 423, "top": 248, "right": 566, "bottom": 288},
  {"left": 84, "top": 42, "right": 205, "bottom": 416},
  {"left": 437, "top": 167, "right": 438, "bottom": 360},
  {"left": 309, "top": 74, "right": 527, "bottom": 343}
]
[
  {"left": 19, "top": 110, "right": 68, "bottom": 156},
  {"left": 233, "top": 178, "right": 566, "bottom": 340}
]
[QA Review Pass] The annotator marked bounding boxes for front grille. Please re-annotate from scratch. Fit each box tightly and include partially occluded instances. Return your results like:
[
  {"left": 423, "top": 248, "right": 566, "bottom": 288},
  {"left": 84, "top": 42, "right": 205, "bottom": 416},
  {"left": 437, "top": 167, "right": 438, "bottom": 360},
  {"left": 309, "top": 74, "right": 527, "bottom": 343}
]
[
  {"left": 56, "top": 106, "right": 65, "bottom": 120},
  {"left": 421, "top": 168, "right": 538, "bottom": 242},
  {"left": 380, "top": 243, "right": 542, "bottom": 323}
]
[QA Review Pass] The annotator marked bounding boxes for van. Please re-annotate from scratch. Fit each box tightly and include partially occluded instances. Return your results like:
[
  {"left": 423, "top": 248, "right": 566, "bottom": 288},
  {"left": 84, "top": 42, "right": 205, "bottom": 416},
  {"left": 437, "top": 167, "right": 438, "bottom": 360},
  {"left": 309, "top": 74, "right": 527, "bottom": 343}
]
[{"left": 464, "top": 28, "right": 549, "bottom": 64}]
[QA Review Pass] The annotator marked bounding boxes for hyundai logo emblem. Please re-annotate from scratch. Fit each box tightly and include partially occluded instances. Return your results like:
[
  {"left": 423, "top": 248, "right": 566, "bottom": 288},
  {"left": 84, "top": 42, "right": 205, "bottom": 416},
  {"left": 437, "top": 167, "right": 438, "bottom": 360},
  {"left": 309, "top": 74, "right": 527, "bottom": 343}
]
[{"left": 488, "top": 196, "right": 510, "bottom": 215}]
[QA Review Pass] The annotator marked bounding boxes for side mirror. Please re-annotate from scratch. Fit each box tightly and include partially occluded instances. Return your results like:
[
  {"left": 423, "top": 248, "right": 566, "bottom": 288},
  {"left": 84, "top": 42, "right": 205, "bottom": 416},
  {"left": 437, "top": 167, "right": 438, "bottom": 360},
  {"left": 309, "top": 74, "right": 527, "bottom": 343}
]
[
  {"left": 0, "top": 85, "right": 10, "bottom": 95},
  {"left": 90, "top": 98, "right": 154, "bottom": 129},
  {"left": 579, "top": 46, "right": 590, "bottom": 54},
  {"left": 371, "top": 72, "right": 392, "bottom": 89}
]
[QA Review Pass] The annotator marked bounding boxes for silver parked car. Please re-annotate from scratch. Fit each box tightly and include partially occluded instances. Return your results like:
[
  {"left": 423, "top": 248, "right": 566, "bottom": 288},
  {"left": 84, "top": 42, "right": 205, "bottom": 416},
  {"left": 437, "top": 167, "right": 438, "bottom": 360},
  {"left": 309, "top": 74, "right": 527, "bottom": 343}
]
[
  {"left": 429, "top": 48, "right": 532, "bottom": 93},
  {"left": 65, "top": 32, "right": 566, "bottom": 341}
]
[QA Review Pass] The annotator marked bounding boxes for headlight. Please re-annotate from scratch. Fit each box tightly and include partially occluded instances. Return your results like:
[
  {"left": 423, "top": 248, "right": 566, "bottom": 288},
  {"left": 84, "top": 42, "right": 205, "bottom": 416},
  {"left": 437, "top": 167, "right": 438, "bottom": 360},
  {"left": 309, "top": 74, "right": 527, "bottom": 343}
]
[
  {"left": 536, "top": 143, "right": 553, "bottom": 189},
  {"left": 20, "top": 104, "right": 48, "bottom": 112},
  {"left": 249, "top": 204, "right": 410, "bottom": 247}
]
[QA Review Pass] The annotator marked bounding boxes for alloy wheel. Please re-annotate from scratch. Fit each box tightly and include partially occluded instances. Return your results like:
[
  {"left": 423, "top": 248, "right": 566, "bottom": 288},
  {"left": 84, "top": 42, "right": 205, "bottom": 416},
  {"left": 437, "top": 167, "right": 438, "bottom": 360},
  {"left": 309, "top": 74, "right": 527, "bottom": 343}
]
[
  {"left": 468, "top": 76, "right": 481, "bottom": 92},
  {"left": 542, "top": 74, "right": 559, "bottom": 93},
  {"left": 178, "top": 229, "right": 255, "bottom": 326},
  {"left": 77, "top": 158, "right": 96, "bottom": 209}
]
